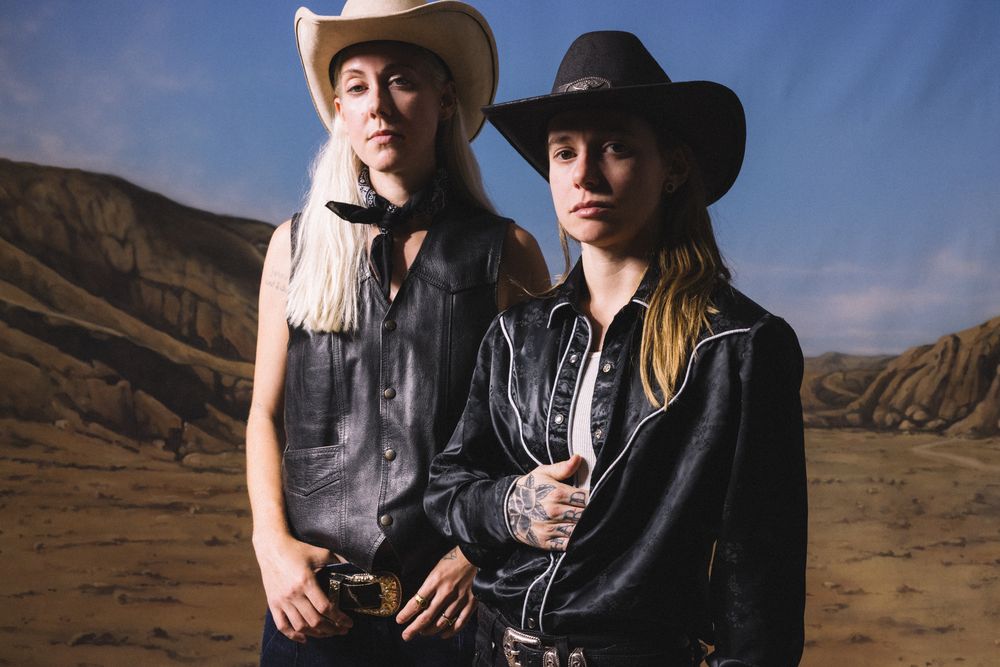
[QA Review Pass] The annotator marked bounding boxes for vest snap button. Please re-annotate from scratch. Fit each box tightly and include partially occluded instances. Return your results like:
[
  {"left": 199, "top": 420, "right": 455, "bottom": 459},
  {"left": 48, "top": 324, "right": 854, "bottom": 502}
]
[
  {"left": 569, "top": 353, "right": 579, "bottom": 364},
  {"left": 383, "top": 319, "right": 396, "bottom": 331},
  {"left": 553, "top": 413, "right": 564, "bottom": 425},
  {"left": 601, "top": 362, "right": 613, "bottom": 373},
  {"left": 379, "top": 514, "right": 393, "bottom": 527},
  {"left": 383, "top": 449, "right": 397, "bottom": 461},
  {"left": 527, "top": 618, "right": 537, "bottom": 629},
  {"left": 383, "top": 387, "right": 396, "bottom": 399},
  {"left": 593, "top": 428, "right": 603, "bottom": 439}
]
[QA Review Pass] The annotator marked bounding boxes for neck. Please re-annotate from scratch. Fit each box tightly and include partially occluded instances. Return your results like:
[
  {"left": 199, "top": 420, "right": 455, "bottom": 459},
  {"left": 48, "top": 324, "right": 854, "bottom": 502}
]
[
  {"left": 368, "top": 159, "right": 436, "bottom": 207},
  {"left": 580, "top": 248, "right": 648, "bottom": 316}
]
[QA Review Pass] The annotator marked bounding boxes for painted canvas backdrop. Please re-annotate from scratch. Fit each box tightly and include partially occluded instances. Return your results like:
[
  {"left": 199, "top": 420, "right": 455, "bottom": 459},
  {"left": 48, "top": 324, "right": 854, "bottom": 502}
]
[{"left": 0, "top": 1, "right": 997, "bottom": 664}]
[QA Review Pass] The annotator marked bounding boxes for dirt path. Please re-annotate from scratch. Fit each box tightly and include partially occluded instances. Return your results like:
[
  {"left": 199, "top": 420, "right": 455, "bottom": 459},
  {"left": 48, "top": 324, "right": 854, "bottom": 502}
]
[{"left": 912, "top": 438, "right": 1000, "bottom": 472}]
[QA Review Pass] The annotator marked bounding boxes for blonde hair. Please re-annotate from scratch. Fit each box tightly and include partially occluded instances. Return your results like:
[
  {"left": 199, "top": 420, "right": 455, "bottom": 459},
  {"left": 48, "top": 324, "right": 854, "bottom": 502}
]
[
  {"left": 639, "top": 144, "right": 730, "bottom": 407},
  {"left": 286, "top": 43, "right": 495, "bottom": 332}
]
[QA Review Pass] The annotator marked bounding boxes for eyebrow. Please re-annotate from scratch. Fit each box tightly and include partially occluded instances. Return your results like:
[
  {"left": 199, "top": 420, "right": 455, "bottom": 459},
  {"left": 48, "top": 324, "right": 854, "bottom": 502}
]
[
  {"left": 547, "top": 133, "right": 574, "bottom": 146},
  {"left": 340, "top": 62, "right": 418, "bottom": 78}
]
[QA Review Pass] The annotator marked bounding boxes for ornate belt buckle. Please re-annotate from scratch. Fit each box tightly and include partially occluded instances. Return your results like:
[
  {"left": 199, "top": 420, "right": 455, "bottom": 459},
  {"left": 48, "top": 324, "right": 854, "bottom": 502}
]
[
  {"left": 502, "top": 627, "right": 558, "bottom": 667},
  {"left": 502, "top": 627, "right": 540, "bottom": 667},
  {"left": 323, "top": 569, "right": 402, "bottom": 617},
  {"left": 355, "top": 570, "right": 401, "bottom": 617}
]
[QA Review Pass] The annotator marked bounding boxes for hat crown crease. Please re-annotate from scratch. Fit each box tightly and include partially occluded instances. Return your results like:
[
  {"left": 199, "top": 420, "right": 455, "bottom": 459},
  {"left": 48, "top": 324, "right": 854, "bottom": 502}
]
[{"left": 342, "top": 0, "right": 426, "bottom": 18}]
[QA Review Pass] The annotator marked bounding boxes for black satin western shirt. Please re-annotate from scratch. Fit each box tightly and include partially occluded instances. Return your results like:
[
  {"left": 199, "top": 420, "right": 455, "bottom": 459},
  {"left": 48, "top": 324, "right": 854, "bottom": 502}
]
[{"left": 425, "top": 263, "right": 807, "bottom": 666}]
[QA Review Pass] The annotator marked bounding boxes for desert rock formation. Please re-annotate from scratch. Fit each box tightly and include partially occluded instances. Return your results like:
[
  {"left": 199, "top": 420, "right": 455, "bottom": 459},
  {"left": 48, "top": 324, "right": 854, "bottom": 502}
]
[
  {"left": 0, "top": 158, "right": 274, "bottom": 459},
  {"left": 804, "top": 317, "right": 1000, "bottom": 436}
]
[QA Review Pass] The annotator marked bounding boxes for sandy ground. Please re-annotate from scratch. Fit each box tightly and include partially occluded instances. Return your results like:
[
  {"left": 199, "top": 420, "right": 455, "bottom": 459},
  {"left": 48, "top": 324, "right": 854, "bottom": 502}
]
[
  {"left": 803, "top": 429, "right": 1000, "bottom": 667},
  {"left": 1, "top": 422, "right": 998, "bottom": 666}
]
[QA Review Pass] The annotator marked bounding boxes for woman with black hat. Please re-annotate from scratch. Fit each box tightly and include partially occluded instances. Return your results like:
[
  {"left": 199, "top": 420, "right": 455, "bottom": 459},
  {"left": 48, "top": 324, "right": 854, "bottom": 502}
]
[
  {"left": 425, "top": 31, "right": 807, "bottom": 666},
  {"left": 245, "top": 1, "right": 548, "bottom": 664}
]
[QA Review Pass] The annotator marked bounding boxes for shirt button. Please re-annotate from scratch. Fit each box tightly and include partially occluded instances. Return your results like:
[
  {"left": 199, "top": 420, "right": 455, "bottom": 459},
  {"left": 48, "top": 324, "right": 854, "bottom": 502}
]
[
  {"left": 383, "top": 449, "right": 396, "bottom": 461},
  {"left": 379, "top": 514, "right": 393, "bottom": 527},
  {"left": 593, "top": 428, "right": 603, "bottom": 439},
  {"left": 383, "top": 319, "right": 396, "bottom": 331},
  {"left": 553, "top": 413, "right": 564, "bottom": 425},
  {"left": 383, "top": 387, "right": 396, "bottom": 399},
  {"left": 601, "top": 362, "right": 613, "bottom": 373},
  {"left": 527, "top": 618, "right": 537, "bottom": 629},
  {"left": 569, "top": 353, "right": 579, "bottom": 364}
]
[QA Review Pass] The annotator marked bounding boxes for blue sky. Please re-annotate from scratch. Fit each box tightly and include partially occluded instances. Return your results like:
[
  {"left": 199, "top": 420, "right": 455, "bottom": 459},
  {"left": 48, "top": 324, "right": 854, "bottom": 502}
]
[{"left": 1, "top": 0, "right": 998, "bottom": 355}]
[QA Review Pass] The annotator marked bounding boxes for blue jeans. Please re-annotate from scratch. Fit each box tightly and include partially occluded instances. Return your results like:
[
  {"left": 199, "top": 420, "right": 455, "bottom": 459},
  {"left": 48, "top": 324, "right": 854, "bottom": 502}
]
[{"left": 260, "top": 608, "right": 476, "bottom": 666}]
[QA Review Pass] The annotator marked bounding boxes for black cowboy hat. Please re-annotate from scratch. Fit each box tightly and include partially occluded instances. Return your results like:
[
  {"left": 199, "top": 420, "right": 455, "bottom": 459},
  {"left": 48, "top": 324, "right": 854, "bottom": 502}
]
[{"left": 483, "top": 31, "right": 746, "bottom": 204}]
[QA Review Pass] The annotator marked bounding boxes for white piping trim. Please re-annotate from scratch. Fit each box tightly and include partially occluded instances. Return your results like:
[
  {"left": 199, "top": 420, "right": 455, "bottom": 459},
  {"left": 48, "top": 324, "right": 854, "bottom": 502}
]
[
  {"left": 631, "top": 298, "right": 650, "bottom": 308},
  {"left": 589, "top": 327, "right": 752, "bottom": 501},
  {"left": 500, "top": 315, "right": 544, "bottom": 467},
  {"left": 547, "top": 301, "right": 572, "bottom": 328},
  {"left": 537, "top": 552, "right": 567, "bottom": 634},
  {"left": 535, "top": 327, "right": 752, "bottom": 632},
  {"left": 544, "top": 318, "right": 578, "bottom": 464},
  {"left": 521, "top": 553, "right": 556, "bottom": 628}
]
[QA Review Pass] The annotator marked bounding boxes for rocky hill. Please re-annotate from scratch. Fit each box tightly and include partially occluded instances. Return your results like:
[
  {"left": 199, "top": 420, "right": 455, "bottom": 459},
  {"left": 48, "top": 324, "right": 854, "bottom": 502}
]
[
  {"left": 0, "top": 158, "right": 274, "bottom": 459},
  {"left": 803, "top": 317, "right": 1000, "bottom": 437},
  {"left": 1, "top": 157, "right": 997, "bottom": 449}
]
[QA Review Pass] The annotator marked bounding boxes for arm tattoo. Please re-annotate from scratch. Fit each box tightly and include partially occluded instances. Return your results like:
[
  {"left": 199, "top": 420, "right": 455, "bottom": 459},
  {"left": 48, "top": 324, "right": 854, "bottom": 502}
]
[
  {"left": 441, "top": 547, "right": 458, "bottom": 561},
  {"left": 264, "top": 268, "right": 288, "bottom": 293},
  {"left": 507, "top": 473, "right": 555, "bottom": 548}
]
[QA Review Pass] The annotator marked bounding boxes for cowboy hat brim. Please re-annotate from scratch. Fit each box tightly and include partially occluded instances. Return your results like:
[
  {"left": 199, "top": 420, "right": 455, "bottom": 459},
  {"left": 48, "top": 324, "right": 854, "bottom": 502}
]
[
  {"left": 295, "top": 3, "right": 498, "bottom": 140},
  {"left": 483, "top": 81, "right": 746, "bottom": 205}
]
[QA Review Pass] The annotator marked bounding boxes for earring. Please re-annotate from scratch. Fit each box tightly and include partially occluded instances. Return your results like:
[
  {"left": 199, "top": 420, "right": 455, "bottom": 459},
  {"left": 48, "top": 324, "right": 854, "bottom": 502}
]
[{"left": 664, "top": 182, "right": 676, "bottom": 194}]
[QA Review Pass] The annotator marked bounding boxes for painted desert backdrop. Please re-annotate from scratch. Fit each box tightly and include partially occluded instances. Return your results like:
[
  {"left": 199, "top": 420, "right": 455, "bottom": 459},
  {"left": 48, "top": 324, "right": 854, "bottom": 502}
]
[{"left": 1, "top": 159, "right": 998, "bottom": 665}]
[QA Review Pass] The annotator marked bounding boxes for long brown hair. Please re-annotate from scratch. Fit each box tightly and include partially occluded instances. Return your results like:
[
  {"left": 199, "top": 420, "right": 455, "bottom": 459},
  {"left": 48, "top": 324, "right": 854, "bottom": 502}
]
[{"left": 640, "top": 142, "right": 731, "bottom": 407}]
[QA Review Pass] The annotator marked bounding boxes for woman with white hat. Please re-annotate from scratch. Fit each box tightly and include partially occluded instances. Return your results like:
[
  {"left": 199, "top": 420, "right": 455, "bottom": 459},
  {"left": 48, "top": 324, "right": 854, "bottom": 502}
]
[
  {"left": 246, "top": 1, "right": 548, "bottom": 664},
  {"left": 426, "top": 31, "right": 807, "bottom": 666}
]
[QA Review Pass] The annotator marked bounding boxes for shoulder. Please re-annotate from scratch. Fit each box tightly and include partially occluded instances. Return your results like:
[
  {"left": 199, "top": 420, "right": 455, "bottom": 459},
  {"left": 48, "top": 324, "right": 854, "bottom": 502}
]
[
  {"left": 705, "top": 284, "right": 801, "bottom": 360},
  {"left": 265, "top": 220, "right": 292, "bottom": 265}
]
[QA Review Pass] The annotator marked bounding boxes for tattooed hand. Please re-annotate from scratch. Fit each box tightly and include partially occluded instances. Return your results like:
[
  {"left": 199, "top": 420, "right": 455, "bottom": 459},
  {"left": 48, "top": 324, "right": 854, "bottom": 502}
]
[{"left": 506, "top": 456, "right": 589, "bottom": 551}]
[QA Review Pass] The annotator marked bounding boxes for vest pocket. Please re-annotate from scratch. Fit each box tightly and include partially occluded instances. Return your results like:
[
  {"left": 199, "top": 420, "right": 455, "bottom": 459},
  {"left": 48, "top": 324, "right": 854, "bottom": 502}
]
[
  {"left": 282, "top": 445, "right": 343, "bottom": 496},
  {"left": 282, "top": 445, "right": 346, "bottom": 548}
]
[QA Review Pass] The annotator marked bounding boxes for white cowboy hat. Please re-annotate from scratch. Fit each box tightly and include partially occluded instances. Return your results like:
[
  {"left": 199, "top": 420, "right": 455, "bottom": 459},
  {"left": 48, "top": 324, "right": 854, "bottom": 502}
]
[{"left": 295, "top": 0, "right": 498, "bottom": 140}]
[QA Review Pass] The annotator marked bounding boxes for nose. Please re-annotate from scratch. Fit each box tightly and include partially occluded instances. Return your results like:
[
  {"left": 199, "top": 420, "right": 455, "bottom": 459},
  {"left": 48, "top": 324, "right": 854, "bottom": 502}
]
[
  {"left": 570, "top": 148, "right": 601, "bottom": 190},
  {"left": 367, "top": 82, "right": 393, "bottom": 119}
]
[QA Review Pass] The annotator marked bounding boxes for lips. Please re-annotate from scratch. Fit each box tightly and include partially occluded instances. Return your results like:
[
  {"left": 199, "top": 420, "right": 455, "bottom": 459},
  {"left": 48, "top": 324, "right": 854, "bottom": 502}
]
[
  {"left": 571, "top": 200, "right": 613, "bottom": 213},
  {"left": 369, "top": 129, "right": 403, "bottom": 142}
]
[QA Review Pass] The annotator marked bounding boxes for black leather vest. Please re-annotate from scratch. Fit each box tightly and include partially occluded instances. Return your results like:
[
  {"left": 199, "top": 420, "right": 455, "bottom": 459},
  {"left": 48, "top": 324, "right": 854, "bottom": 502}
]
[{"left": 282, "top": 202, "right": 508, "bottom": 592}]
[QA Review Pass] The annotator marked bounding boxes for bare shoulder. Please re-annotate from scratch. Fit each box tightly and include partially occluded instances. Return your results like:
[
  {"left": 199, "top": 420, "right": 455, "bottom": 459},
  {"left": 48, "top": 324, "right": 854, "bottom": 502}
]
[
  {"left": 261, "top": 220, "right": 292, "bottom": 294},
  {"left": 498, "top": 222, "right": 550, "bottom": 308}
]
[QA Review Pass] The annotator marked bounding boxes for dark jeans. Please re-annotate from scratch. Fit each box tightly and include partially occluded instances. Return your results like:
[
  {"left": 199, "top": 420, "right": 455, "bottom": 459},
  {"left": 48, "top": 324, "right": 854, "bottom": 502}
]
[{"left": 260, "top": 608, "right": 476, "bottom": 667}]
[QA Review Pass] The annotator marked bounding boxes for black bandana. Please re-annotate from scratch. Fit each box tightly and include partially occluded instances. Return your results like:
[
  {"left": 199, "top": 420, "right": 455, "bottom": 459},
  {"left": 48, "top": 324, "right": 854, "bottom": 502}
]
[{"left": 326, "top": 166, "right": 449, "bottom": 299}]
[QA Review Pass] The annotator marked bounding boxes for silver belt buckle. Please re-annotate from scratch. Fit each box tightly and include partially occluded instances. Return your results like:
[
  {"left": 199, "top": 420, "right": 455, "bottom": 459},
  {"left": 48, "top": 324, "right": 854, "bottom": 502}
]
[{"left": 502, "top": 627, "right": 559, "bottom": 667}]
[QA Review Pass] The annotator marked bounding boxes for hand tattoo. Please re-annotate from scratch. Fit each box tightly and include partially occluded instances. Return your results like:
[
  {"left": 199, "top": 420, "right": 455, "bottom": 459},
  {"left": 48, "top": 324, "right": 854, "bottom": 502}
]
[
  {"left": 569, "top": 491, "right": 587, "bottom": 507},
  {"left": 507, "top": 473, "right": 555, "bottom": 548},
  {"left": 441, "top": 547, "right": 458, "bottom": 561},
  {"left": 562, "top": 508, "right": 583, "bottom": 521}
]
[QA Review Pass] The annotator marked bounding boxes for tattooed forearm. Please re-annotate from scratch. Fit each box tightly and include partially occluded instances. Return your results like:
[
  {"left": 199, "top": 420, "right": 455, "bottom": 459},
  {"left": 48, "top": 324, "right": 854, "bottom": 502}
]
[
  {"left": 264, "top": 268, "right": 288, "bottom": 293},
  {"left": 507, "top": 473, "right": 554, "bottom": 548}
]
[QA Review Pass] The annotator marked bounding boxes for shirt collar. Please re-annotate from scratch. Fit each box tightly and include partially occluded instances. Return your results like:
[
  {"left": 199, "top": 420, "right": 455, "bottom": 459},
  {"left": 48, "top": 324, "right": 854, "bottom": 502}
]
[{"left": 546, "top": 259, "right": 659, "bottom": 328}]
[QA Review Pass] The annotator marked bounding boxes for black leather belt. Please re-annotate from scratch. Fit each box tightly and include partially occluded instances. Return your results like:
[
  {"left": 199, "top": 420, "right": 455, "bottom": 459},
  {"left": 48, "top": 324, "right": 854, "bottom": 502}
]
[
  {"left": 478, "top": 605, "right": 701, "bottom": 667},
  {"left": 315, "top": 562, "right": 402, "bottom": 617}
]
